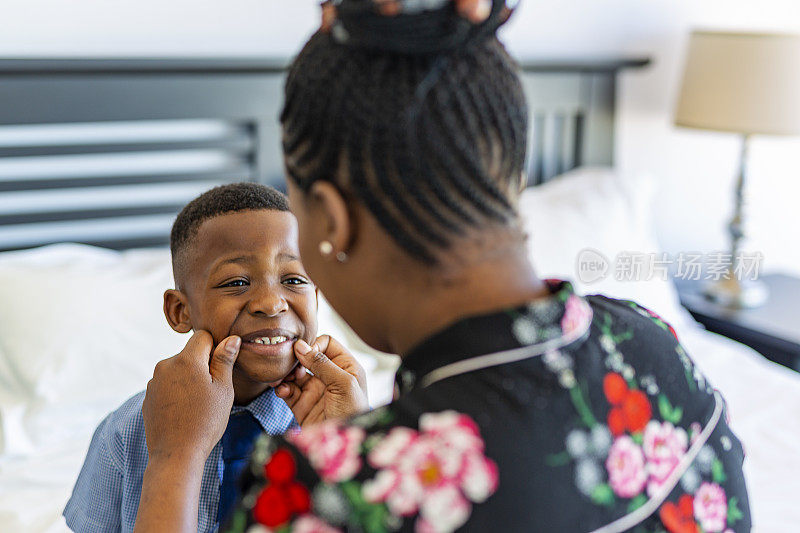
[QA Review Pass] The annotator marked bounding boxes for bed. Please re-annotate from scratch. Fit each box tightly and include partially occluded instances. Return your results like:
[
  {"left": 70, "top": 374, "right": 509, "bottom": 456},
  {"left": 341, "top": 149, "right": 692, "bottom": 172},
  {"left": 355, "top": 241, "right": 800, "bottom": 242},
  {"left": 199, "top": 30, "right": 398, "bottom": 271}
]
[{"left": 0, "top": 57, "right": 797, "bottom": 533}]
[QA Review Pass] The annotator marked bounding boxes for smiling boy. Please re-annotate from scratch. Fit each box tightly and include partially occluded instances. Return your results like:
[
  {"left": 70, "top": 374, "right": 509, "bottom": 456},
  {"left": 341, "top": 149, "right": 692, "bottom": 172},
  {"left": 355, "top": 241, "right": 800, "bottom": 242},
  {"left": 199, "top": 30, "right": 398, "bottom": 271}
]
[{"left": 64, "top": 183, "right": 317, "bottom": 532}]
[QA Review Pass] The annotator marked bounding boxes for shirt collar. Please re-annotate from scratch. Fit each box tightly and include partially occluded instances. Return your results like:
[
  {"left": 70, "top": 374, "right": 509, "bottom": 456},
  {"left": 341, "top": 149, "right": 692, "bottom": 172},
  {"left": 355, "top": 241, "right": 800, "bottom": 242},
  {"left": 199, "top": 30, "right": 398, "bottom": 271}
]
[
  {"left": 231, "top": 387, "right": 296, "bottom": 432},
  {"left": 395, "top": 279, "right": 592, "bottom": 396}
]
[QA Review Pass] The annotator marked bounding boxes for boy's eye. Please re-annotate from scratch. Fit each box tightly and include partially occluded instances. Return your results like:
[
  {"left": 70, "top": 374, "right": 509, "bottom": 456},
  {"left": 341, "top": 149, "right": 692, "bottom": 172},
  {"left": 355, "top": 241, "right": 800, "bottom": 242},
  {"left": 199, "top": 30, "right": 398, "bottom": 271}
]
[
  {"left": 219, "top": 279, "right": 249, "bottom": 288},
  {"left": 283, "top": 276, "right": 309, "bottom": 286}
]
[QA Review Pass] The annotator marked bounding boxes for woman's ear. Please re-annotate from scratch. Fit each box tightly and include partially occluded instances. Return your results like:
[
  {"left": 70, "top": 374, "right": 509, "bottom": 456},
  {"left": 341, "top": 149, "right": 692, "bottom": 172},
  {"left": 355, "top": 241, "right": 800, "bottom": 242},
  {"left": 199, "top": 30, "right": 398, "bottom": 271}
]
[
  {"left": 163, "top": 289, "right": 192, "bottom": 334},
  {"left": 309, "top": 181, "right": 354, "bottom": 258}
]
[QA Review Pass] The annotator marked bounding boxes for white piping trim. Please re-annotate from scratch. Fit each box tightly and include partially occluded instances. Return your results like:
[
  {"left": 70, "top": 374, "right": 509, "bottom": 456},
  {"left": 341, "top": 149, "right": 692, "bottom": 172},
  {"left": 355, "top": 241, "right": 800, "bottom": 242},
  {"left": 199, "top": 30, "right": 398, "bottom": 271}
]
[
  {"left": 419, "top": 313, "right": 593, "bottom": 389},
  {"left": 587, "top": 391, "right": 724, "bottom": 533}
]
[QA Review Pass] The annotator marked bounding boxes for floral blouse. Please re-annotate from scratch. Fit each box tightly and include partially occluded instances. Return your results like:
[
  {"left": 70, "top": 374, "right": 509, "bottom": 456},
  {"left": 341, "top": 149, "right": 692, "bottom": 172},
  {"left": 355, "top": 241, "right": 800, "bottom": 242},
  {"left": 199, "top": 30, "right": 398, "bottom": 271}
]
[{"left": 223, "top": 280, "right": 751, "bottom": 533}]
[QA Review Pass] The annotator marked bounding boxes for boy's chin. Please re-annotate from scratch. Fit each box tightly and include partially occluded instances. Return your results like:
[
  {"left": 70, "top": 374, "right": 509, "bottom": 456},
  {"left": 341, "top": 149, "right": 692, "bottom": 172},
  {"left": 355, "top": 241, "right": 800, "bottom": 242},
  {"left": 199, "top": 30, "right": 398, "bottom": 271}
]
[{"left": 233, "top": 355, "right": 298, "bottom": 387}]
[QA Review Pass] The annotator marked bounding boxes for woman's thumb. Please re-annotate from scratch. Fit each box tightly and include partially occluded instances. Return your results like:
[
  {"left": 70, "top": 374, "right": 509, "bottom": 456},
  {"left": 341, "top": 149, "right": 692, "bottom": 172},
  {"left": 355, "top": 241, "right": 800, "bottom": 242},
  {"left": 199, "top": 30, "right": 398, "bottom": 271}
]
[
  {"left": 210, "top": 335, "right": 241, "bottom": 383},
  {"left": 294, "top": 339, "right": 347, "bottom": 386}
]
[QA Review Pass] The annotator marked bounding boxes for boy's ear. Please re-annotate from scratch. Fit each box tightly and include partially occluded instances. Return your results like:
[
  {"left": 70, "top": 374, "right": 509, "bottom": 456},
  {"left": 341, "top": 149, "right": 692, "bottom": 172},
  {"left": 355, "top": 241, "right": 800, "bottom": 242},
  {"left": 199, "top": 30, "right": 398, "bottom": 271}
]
[{"left": 163, "top": 289, "right": 192, "bottom": 334}]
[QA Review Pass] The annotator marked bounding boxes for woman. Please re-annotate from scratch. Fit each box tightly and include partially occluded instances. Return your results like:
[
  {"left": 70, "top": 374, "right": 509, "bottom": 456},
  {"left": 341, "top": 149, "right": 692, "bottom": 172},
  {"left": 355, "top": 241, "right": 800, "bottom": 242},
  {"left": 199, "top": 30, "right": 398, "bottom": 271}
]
[{"left": 135, "top": 1, "right": 751, "bottom": 531}]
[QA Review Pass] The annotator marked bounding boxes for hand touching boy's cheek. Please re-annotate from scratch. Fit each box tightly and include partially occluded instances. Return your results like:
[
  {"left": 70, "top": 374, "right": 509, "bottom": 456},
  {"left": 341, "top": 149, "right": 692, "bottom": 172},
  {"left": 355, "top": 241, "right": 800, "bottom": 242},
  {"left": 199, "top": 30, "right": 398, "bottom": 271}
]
[{"left": 176, "top": 210, "right": 318, "bottom": 404}]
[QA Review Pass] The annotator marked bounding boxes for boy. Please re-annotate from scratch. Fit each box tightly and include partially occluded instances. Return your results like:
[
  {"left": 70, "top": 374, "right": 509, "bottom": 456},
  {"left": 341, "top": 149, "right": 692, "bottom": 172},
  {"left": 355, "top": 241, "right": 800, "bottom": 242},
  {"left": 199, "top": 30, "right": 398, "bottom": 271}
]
[{"left": 64, "top": 183, "right": 318, "bottom": 532}]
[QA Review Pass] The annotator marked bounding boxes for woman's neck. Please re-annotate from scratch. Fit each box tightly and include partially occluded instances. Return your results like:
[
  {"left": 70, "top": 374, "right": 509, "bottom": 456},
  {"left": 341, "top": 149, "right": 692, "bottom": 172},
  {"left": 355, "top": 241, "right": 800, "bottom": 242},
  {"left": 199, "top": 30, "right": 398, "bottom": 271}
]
[{"left": 381, "top": 244, "right": 549, "bottom": 356}]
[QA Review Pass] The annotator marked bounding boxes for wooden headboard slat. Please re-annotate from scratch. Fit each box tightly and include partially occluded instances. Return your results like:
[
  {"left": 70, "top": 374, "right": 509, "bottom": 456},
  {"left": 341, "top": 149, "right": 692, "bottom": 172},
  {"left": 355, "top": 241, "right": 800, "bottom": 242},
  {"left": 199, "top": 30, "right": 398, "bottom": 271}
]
[
  {"left": 0, "top": 57, "right": 648, "bottom": 252},
  {"left": 0, "top": 169, "right": 252, "bottom": 193}
]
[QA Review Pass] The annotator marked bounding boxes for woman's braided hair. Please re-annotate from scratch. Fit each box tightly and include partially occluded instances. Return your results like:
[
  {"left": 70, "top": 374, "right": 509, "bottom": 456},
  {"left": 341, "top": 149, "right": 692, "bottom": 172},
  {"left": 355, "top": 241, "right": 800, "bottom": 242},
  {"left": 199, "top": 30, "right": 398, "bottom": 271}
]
[{"left": 282, "top": 0, "right": 527, "bottom": 264}]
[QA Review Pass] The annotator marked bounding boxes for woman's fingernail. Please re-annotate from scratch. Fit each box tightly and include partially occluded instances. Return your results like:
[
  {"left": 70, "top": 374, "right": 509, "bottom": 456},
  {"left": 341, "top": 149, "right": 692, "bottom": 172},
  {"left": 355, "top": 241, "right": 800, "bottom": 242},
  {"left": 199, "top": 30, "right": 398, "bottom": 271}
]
[
  {"left": 225, "top": 336, "right": 241, "bottom": 355},
  {"left": 295, "top": 339, "right": 312, "bottom": 355}
]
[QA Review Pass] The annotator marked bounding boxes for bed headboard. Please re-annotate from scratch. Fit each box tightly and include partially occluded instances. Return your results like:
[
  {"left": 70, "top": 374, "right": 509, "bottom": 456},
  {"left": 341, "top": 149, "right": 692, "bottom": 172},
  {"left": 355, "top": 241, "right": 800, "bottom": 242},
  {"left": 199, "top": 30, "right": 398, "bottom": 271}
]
[{"left": 0, "top": 57, "right": 648, "bottom": 252}]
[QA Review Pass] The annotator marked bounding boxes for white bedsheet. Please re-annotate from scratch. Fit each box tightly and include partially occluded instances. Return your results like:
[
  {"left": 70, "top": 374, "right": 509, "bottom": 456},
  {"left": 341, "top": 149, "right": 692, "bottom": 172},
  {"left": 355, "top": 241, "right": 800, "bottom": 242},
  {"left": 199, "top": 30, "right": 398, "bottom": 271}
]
[
  {"left": 677, "top": 327, "right": 800, "bottom": 532},
  {"left": 1, "top": 325, "right": 797, "bottom": 532}
]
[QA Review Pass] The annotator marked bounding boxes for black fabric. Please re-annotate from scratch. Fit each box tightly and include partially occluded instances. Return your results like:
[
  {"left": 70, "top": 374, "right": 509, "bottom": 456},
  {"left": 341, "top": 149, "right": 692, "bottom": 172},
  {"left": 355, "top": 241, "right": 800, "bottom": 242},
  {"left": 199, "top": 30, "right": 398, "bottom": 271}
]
[{"left": 226, "top": 281, "right": 752, "bottom": 532}]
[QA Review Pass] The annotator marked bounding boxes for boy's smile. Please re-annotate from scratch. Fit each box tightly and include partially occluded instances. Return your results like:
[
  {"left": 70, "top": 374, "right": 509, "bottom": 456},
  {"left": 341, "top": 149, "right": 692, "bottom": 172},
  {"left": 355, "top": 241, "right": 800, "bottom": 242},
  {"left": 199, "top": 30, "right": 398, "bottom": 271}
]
[
  {"left": 239, "top": 327, "right": 299, "bottom": 360},
  {"left": 165, "top": 209, "right": 318, "bottom": 405}
]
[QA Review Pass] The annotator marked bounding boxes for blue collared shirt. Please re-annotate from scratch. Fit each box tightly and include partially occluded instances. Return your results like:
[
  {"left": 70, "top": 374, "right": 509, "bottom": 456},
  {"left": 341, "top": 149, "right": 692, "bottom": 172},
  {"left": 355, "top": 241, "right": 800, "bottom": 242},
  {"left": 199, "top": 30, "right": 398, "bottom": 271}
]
[{"left": 64, "top": 388, "right": 296, "bottom": 532}]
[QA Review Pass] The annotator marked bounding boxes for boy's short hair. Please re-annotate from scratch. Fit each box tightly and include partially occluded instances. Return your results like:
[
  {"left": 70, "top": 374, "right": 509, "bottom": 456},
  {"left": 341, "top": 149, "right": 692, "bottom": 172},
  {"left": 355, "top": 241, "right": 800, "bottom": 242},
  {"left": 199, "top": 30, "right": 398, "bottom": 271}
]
[{"left": 170, "top": 182, "right": 290, "bottom": 287}]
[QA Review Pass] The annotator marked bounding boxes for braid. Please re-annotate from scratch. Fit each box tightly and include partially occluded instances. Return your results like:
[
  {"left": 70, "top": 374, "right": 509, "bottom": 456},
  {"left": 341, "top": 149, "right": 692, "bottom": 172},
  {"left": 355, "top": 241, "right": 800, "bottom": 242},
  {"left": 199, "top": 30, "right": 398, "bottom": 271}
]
[
  {"left": 367, "top": 57, "right": 451, "bottom": 249},
  {"left": 441, "top": 65, "right": 512, "bottom": 211},
  {"left": 420, "top": 98, "right": 507, "bottom": 221},
  {"left": 282, "top": 29, "right": 528, "bottom": 264},
  {"left": 344, "top": 55, "right": 438, "bottom": 263},
  {"left": 401, "top": 58, "right": 480, "bottom": 231},
  {"left": 483, "top": 42, "right": 529, "bottom": 183},
  {"left": 427, "top": 72, "right": 513, "bottom": 215},
  {"left": 389, "top": 56, "right": 465, "bottom": 238},
  {"left": 472, "top": 50, "right": 517, "bottom": 184}
]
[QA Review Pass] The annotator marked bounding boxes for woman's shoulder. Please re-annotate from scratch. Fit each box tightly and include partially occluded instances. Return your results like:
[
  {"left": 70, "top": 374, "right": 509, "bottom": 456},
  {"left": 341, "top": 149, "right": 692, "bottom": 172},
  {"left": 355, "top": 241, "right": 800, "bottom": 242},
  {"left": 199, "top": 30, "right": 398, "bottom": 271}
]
[
  {"left": 222, "top": 293, "right": 753, "bottom": 532},
  {"left": 575, "top": 293, "right": 723, "bottom": 446},
  {"left": 585, "top": 293, "right": 681, "bottom": 341}
]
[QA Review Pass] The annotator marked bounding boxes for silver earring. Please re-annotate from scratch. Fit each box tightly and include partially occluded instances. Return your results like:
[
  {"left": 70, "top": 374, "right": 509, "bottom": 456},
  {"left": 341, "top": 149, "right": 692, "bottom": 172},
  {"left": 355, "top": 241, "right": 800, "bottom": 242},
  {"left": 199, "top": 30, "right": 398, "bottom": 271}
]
[
  {"left": 336, "top": 251, "right": 348, "bottom": 263},
  {"left": 319, "top": 241, "right": 333, "bottom": 256}
]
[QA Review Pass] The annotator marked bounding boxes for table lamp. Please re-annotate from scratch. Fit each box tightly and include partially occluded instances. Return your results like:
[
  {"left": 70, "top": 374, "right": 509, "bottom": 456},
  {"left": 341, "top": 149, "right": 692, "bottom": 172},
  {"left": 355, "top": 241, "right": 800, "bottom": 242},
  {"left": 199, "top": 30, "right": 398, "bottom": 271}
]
[{"left": 675, "top": 30, "right": 800, "bottom": 308}]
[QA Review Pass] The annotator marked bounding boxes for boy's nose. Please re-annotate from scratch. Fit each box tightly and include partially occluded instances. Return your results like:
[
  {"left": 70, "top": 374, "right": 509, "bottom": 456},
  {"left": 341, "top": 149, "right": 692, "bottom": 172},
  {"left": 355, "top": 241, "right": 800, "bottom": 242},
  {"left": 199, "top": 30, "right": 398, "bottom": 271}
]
[{"left": 246, "top": 288, "right": 288, "bottom": 317}]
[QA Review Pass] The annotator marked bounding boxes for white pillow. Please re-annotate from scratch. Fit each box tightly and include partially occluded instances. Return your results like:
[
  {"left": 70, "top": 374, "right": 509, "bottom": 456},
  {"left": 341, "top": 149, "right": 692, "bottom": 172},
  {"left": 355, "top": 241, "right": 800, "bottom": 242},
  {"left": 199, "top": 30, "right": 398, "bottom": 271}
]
[
  {"left": 520, "top": 166, "right": 696, "bottom": 330},
  {"left": 0, "top": 244, "right": 187, "bottom": 456},
  {"left": 0, "top": 244, "right": 396, "bottom": 457}
]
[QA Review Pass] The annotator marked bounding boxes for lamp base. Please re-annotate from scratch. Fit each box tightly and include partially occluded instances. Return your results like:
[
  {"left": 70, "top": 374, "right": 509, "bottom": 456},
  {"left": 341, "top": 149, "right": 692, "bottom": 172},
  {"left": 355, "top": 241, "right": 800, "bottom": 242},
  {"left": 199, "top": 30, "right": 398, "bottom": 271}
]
[{"left": 702, "top": 277, "right": 769, "bottom": 309}]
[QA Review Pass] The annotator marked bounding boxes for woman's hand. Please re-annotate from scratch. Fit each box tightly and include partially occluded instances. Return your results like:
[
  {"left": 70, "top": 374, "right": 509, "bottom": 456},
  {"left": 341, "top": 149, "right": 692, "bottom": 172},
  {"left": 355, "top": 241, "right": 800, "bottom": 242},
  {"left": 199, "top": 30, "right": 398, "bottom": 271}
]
[
  {"left": 275, "top": 335, "right": 369, "bottom": 426},
  {"left": 142, "top": 330, "right": 241, "bottom": 464},
  {"left": 135, "top": 331, "right": 241, "bottom": 533}
]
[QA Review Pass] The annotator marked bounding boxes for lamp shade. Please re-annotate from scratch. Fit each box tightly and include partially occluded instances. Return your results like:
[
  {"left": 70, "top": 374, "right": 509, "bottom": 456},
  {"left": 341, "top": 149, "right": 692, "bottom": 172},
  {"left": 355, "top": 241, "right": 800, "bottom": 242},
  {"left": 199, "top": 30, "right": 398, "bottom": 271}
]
[{"left": 675, "top": 31, "right": 800, "bottom": 136}]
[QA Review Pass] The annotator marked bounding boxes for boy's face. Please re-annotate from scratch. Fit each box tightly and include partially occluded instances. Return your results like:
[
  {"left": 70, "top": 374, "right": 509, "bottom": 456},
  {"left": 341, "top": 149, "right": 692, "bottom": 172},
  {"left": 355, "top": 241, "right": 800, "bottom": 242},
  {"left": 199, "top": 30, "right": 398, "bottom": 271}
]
[{"left": 167, "top": 210, "right": 317, "bottom": 394}]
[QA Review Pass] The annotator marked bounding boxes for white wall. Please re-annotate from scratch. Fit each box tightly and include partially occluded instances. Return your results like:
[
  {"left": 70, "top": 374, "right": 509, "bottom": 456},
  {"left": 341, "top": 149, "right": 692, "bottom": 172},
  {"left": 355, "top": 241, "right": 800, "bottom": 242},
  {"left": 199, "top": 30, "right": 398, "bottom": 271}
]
[
  {"left": 499, "top": 0, "right": 800, "bottom": 277},
  {"left": 2, "top": 0, "right": 799, "bottom": 275}
]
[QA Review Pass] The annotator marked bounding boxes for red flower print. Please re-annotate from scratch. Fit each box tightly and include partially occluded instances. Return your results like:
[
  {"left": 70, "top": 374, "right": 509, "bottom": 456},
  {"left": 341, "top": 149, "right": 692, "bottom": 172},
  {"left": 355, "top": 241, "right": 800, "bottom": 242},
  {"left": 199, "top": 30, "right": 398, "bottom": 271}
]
[
  {"left": 287, "top": 481, "right": 312, "bottom": 512},
  {"left": 265, "top": 448, "right": 296, "bottom": 484},
  {"left": 603, "top": 373, "right": 628, "bottom": 404},
  {"left": 608, "top": 407, "right": 627, "bottom": 436},
  {"left": 603, "top": 373, "right": 652, "bottom": 436},
  {"left": 253, "top": 447, "right": 311, "bottom": 528},
  {"left": 659, "top": 494, "right": 699, "bottom": 533},
  {"left": 622, "top": 390, "right": 651, "bottom": 432},
  {"left": 254, "top": 485, "right": 292, "bottom": 527}
]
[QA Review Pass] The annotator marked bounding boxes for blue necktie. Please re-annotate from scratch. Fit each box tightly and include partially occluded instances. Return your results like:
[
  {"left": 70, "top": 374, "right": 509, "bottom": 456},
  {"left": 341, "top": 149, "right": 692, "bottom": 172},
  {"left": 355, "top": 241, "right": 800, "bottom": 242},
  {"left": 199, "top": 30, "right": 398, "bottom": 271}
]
[{"left": 218, "top": 411, "right": 262, "bottom": 525}]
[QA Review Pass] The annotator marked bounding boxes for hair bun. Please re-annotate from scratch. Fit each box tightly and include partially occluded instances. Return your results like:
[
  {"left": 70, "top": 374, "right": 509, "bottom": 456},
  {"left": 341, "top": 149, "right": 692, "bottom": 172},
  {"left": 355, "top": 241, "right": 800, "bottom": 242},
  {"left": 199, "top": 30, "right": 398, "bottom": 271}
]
[{"left": 330, "top": 0, "right": 517, "bottom": 55}]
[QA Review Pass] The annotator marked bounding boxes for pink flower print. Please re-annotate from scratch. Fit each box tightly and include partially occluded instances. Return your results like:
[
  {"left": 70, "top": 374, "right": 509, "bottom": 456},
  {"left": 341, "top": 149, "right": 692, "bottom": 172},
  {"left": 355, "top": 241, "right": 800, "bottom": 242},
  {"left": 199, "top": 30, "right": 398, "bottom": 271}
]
[
  {"left": 693, "top": 482, "right": 728, "bottom": 532},
  {"left": 605, "top": 435, "right": 647, "bottom": 498},
  {"left": 292, "top": 514, "right": 343, "bottom": 533},
  {"left": 362, "top": 411, "right": 498, "bottom": 533},
  {"left": 561, "top": 295, "right": 592, "bottom": 336},
  {"left": 415, "top": 484, "right": 472, "bottom": 533},
  {"left": 368, "top": 427, "right": 417, "bottom": 469},
  {"left": 643, "top": 421, "right": 688, "bottom": 497},
  {"left": 288, "top": 422, "right": 365, "bottom": 483}
]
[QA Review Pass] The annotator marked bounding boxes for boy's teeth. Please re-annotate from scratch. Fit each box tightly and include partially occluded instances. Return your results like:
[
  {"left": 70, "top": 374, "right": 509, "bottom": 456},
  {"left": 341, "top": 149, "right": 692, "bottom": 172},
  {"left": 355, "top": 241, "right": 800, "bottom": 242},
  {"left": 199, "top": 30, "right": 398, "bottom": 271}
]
[{"left": 253, "top": 336, "right": 288, "bottom": 345}]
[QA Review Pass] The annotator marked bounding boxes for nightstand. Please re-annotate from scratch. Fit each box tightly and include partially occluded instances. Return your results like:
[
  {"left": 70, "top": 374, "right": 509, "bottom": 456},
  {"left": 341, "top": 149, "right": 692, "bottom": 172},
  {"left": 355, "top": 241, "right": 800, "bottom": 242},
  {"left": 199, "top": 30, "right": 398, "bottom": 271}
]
[{"left": 676, "top": 274, "right": 800, "bottom": 372}]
